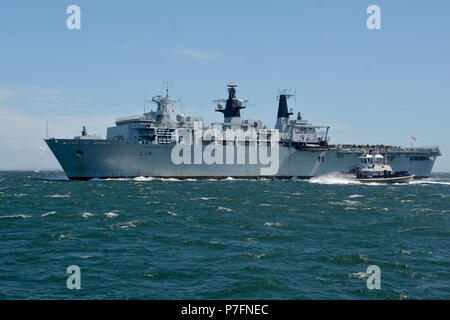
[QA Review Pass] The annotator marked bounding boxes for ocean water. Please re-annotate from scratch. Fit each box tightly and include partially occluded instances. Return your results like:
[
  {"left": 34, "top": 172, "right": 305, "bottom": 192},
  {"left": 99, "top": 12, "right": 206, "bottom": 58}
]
[{"left": 0, "top": 171, "right": 449, "bottom": 300}]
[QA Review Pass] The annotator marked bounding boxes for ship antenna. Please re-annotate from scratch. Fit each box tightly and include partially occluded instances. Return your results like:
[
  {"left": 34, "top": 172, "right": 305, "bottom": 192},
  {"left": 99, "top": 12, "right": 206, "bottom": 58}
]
[
  {"left": 163, "top": 80, "right": 171, "bottom": 99},
  {"left": 46, "top": 120, "right": 49, "bottom": 139}
]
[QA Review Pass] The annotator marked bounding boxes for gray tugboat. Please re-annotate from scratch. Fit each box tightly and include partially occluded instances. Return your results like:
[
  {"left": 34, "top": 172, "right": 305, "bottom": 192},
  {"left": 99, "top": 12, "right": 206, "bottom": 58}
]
[
  {"left": 356, "top": 154, "right": 415, "bottom": 183},
  {"left": 45, "top": 83, "right": 441, "bottom": 180}
]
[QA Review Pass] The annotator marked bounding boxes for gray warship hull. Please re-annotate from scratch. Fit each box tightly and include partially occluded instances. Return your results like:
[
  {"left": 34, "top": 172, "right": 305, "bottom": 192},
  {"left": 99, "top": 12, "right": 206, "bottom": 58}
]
[
  {"left": 46, "top": 139, "right": 439, "bottom": 180},
  {"left": 45, "top": 84, "right": 441, "bottom": 180}
]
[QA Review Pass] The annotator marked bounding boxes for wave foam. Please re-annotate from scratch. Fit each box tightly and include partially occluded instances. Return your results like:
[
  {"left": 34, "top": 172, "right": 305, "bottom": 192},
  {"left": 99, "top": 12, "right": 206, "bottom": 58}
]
[
  {"left": 41, "top": 211, "right": 57, "bottom": 217},
  {"left": 410, "top": 179, "right": 450, "bottom": 186},
  {"left": 343, "top": 199, "right": 360, "bottom": 205},
  {"left": 109, "top": 220, "right": 144, "bottom": 229},
  {"left": 81, "top": 212, "right": 94, "bottom": 218},
  {"left": 264, "top": 222, "right": 283, "bottom": 227},
  {"left": 217, "top": 206, "right": 233, "bottom": 212},
  {"left": 0, "top": 214, "right": 31, "bottom": 219},
  {"left": 45, "top": 194, "right": 70, "bottom": 198},
  {"left": 160, "top": 178, "right": 180, "bottom": 182},
  {"left": 349, "top": 272, "right": 370, "bottom": 279},
  {"left": 309, "top": 172, "right": 359, "bottom": 185},
  {"left": 132, "top": 176, "right": 155, "bottom": 182},
  {"left": 192, "top": 196, "right": 218, "bottom": 201},
  {"left": 104, "top": 212, "right": 118, "bottom": 218}
]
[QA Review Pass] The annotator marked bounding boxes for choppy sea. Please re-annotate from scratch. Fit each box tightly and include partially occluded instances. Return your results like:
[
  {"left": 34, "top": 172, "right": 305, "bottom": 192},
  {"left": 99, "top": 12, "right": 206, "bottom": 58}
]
[{"left": 0, "top": 171, "right": 449, "bottom": 299}]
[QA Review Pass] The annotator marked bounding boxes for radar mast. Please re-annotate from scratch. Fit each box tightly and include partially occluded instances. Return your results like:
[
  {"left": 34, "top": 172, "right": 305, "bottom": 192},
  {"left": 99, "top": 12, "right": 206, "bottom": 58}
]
[
  {"left": 151, "top": 84, "right": 179, "bottom": 123},
  {"left": 214, "top": 83, "right": 248, "bottom": 123}
]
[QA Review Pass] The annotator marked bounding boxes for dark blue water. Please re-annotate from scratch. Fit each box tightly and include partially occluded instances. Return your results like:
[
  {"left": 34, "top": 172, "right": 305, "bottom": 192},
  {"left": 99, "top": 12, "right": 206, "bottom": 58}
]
[{"left": 0, "top": 171, "right": 449, "bottom": 299}]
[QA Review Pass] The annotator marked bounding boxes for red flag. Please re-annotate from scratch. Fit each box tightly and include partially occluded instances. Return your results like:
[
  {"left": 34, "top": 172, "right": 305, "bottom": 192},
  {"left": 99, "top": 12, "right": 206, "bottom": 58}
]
[{"left": 411, "top": 136, "right": 416, "bottom": 142}]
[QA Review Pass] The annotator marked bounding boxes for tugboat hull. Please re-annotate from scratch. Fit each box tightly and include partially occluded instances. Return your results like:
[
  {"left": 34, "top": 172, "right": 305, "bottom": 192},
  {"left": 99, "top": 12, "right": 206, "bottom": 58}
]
[{"left": 357, "top": 175, "right": 415, "bottom": 184}]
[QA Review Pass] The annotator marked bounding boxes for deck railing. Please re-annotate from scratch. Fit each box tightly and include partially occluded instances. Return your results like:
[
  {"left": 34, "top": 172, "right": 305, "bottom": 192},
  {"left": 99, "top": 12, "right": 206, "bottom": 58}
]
[
  {"left": 115, "top": 115, "right": 143, "bottom": 123},
  {"left": 336, "top": 145, "right": 440, "bottom": 154}
]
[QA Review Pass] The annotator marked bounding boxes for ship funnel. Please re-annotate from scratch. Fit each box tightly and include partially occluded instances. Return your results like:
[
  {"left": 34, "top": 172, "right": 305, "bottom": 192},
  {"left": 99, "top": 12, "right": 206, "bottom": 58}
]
[{"left": 277, "top": 93, "right": 293, "bottom": 118}]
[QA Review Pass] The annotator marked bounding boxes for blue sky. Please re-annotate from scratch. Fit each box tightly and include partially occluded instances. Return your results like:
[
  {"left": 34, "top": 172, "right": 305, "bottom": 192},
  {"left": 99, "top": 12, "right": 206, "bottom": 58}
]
[{"left": 0, "top": 0, "right": 449, "bottom": 171}]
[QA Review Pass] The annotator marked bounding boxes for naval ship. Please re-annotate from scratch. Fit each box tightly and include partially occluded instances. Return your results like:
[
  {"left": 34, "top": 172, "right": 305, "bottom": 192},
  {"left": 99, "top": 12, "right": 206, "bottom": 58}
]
[{"left": 45, "top": 84, "right": 441, "bottom": 180}]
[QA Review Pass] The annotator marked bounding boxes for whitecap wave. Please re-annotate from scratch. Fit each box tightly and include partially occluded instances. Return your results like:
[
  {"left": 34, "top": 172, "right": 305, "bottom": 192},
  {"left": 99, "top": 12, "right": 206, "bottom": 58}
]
[
  {"left": 264, "top": 222, "right": 282, "bottom": 227},
  {"left": 104, "top": 212, "right": 118, "bottom": 218},
  {"left": 343, "top": 199, "right": 360, "bottom": 205},
  {"left": 108, "top": 220, "right": 144, "bottom": 229},
  {"left": 217, "top": 206, "right": 233, "bottom": 212},
  {"left": 45, "top": 194, "right": 70, "bottom": 198},
  {"left": 81, "top": 212, "right": 94, "bottom": 218},
  {"left": 192, "top": 197, "right": 218, "bottom": 201},
  {"left": 41, "top": 211, "right": 57, "bottom": 217},
  {"left": 0, "top": 214, "right": 31, "bottom": 219},
  {"left": 348, "top": 272, "right": 370, "bottom": 279}
]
